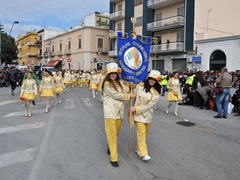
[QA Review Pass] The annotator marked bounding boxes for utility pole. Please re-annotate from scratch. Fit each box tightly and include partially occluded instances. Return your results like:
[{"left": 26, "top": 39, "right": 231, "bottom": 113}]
[{"left": 0, "top": 22, "right": 4, "bottom": 66}]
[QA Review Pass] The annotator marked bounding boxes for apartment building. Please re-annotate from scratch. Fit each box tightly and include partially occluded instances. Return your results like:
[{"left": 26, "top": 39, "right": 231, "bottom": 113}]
[
  {"left": 16, "top": 32, "right": 39, "bottom": 67},
  {"left": 109, "top": 0, "right": 240, "bottom": 71},
  {"left": 43, "top": 26, "right": 109, "bottom": 70}
]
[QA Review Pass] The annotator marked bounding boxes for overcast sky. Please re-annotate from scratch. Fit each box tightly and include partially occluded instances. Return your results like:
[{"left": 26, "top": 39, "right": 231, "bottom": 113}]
[{"left": 0, "top": 0, "right": 109, "bottom": 39}]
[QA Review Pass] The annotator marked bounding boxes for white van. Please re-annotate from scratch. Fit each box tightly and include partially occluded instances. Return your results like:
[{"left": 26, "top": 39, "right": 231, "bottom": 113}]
[
  {"left": 40, "top": 67, "right": 56, "bottom": 73},
  {"left": 17, "top": 66, "right": 28, "bottom": 71}
]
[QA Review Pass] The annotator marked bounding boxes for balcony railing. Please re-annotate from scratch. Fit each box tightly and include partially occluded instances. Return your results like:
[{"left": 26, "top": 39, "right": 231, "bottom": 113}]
[
  {"left": 147, "top": 16, "right": 184, "bottom": 31},
  {"left": 97, "top": 47, "right": 108, "bottom": 53},
  {"left": 150, "top": 42, "right": 184, "bottom": 53},
  {"left": 50, "top": 51, "right": 55, "bottom": 57},
  {"left": 64, "top": 49, "right": 71, "bottom": 55},
  {"left": 109, "top": 50, "right": 118, "bottom": 57},
  {"left": 109, "top": 10, "right": 125, "bottom": 21},
  {"left": 97, "top": 20, "right": 109, "bottom": 26},
  {"left": 26, "top": 42, "right": 36, "bottom": 46},
  {"left": 26, "top": 52, "right": 38, "bottom": 57},
  {"left": 147, "top": 0, "right": 184, "bottom": 9},
  {"left": 38, "top": 53, "right": 42, "bottom": 59},
  {"left": 56, "top": 51, "right": 63, "bottom": 56},
  {"left": 110, "top": 0, "right": 123, "bottom": 2},
  {"left": 109, "top": 30, "right": 124, "bottom": 39},
  {"left": 44, "top": 52, "right": 49, "bottom": 58},
  {"left": 35, "top": 40, "right": 42, "bottom": 46}
]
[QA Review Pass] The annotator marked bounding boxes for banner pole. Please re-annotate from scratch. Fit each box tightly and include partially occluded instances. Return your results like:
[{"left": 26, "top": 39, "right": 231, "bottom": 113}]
[{"left": 128, "top": 86, "right": 133, "bottom": 154}]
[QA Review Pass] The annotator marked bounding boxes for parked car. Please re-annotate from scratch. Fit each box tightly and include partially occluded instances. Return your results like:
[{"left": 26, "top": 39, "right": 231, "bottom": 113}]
[
  {"left": 40, "top": 67, "right": 56, "bottom": 76},
  {"left": 17, "top": 66, "right": 28, "bottom": 71}
]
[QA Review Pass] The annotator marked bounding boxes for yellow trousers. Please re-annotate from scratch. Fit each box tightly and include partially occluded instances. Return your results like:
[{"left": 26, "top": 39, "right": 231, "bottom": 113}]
[
  {"left": 135, "top": 122, "right": 150, "bottom": 157},
  {"left": 105, "top": 118, "right": 123, "bottom": 162}
]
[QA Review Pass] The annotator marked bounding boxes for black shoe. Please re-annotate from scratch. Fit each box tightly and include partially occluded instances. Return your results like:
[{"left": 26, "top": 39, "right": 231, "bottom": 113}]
[
  {"left": 200, "top": 107, "right": 203, "bottom": 109},
  {"left": 107, "top": 148, "right": 110, "bottom": 155},
  {"left": 32, "top": 101, "right": 36, "bottom": 105},
  {"left": 11, "top": 91, "right": 14, "bottom": 95},
  {"left": 110, "top": 161, "right": 119, "bottom": 167},
  {"left": 214, "top": 115, "right": 222, "bottom": 118},
  {"left": 223, "top": 116, "right": 227, "bottom": 119}
]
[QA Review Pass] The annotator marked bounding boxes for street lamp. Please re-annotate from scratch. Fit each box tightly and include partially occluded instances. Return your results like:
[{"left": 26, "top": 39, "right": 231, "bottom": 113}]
[
  {"left": 207, "top": 8, "right": 212, "bottom": 33},
  {"left": 9, "top": 21, "right": 19, "bottom": 36},
  {"left": 0, "top": 22, "right": 4, "bottom": 66}
]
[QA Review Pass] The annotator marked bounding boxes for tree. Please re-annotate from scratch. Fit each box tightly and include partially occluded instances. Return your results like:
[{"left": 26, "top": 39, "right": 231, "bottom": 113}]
[{"left": 0, "top": 32, "right": 17, "bottom": 65}]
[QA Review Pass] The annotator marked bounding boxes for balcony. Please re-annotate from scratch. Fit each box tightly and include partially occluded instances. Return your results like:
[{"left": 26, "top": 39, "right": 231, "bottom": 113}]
[
  {"left": 43, "top": 52, "right": 49, "bottom": 58},
  {"left": 97, "top": 47, "right": 108, "bottom": 54},
  {"left": 35, "top": 40, "right": 42, "bottom": 46},
  {"left": 56, "top": 51, "right": 63, "bottom": 56},
  {"left": 109, "top": 30, "right": 124, "bottom": 39},
  {"left": 97, "top": 19, "right": 109, "bottom": 26},
  {"left": 26, "top": 42, "right": 36, "bottom": 46},
  {"left": 110, "top": 0, "right": 123, "bottom": 2},
  {"left": 147, "top": 16, "right": 184, "bottom": 31},
  {"left": 64, "top": 49, "right": 71, "bottom": 55},
  {"left": 17, "top": 45, "right": 21, "bottom": 49},
  {"left": 150, "top": 42, "right": 184, "bottom": 54},
  {"left": 26, "top": 52, "right": 38, "bottom": 57},
  {"left": 147, "top": 0, "right": 184, "bottom": 9},
  {"left": 109, "top": 10, "right": 125, "bottom": 21},
  {"left": 50, "top": 51, "right": 55, "bottom": 57},
  {"left": 109, "top": 50, "right": 118, "bottom": 57},
  {"left": 38, "top": 53, "right": 43, "bottom": 59}
]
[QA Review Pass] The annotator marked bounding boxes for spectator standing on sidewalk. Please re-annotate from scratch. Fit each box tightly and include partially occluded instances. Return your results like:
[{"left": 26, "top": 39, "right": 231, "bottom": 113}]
[
  {"left": 7, "top": 66, "right": 18, "bottom": 95},
  {"left": 214, "top": 67, "right": 232, "bottom": 118},
  {"left": 160, "top": 71, "right": 168, "bottom": 96}
]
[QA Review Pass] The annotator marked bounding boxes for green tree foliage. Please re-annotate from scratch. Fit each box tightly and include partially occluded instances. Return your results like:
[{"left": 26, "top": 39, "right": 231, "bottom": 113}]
[{"left": 0, "top": 32, "right": 17, "bottom": 65}]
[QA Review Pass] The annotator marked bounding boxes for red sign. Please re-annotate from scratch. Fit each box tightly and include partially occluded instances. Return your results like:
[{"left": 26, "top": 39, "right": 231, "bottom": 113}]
[
  {"left": 60, "top": 57, "right": 64, "bottom": 61},
  {"left": 67, "top": 58, "right": 71, "bottom": 62}
]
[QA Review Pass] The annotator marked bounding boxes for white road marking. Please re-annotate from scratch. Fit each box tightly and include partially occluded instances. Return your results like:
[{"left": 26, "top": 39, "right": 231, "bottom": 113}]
[
  {"left": 21, "top": 101, "right": 53, "bottom": 106},
  {"left": 3, "top": 109, "right": 46, "bottom": 118},
  {"left": 0, "top": 148, "right": 37, "bottom": 168},
  {"left": 0, "top": 100, "right": 19, "bottom": 106},
  {"left": 64, "top": 99, "right": 75, "bottom": 109},
  {"left": 82, "top": 98, "right": 93, "bottom": 107},
  {"left": 0, "top": 122, "right": 45, "bottom": 134}
]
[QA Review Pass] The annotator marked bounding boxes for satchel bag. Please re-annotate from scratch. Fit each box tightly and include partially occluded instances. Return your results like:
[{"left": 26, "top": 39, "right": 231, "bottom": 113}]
[{"left": 214, "top": 74, "right": 224, "bottom": 95}]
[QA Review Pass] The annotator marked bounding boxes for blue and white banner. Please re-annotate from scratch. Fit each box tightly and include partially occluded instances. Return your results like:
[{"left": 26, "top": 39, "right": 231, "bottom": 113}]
[{"left": 117, "top": 32, "right": 152, "bottom": 84}]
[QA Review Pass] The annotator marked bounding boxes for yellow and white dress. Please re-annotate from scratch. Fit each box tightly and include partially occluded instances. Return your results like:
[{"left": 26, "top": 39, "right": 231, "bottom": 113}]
[
  {"left": 166, "top": 77, "right": 182, "bottom": 101},
  {"left": 85, "top": 72, "right": 90, "bottom": 87},
  {"left": 39, "top": 76, "right": 55, "bottom": 98},
  {"left": 97, "top": 73, "right": 105, "bottom": 93},
  {"left": 70, "top": 73, "right": 76, "bottom": 87},
  {"left": 89, "top": 74, "right": 99, "bottom": 90},
  {"left": 20, "top": 78, "right": 38, "bottom": 100},
  {"left": 53, "top": 74, "right": 64, "bottom": 93},
  {"left": 81, "top": 72, "right": 86, "bottom": 87},
  {"left": 63, "top": 72, "right": 71, "bottom": 84},
  {"left": 78, "top": 73, "right": 83, "bottom": 87}
]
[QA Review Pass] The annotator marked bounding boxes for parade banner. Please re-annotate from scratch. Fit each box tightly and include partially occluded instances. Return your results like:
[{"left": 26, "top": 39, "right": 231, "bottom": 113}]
[{"left": 117, "top": 32, "right": 152, "bottom": 84}]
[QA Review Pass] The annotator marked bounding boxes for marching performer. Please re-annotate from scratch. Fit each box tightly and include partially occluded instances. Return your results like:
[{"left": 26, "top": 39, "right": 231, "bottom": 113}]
[
  {"left": 20, "top": 71, "right": 38, "bottom": 117},
  {"left": 70, "top": 70, "right": 76, "bottom": 88},
  {"left": 81, "top": 71, "right": 86, "bottom": 87},
  {"left": 63, "top": 69, "right": 71, "bottom": 92},
  {"left": 89, "top": 70, "right": 99, "bottom": 99},
  {"left": 77, "top": 71, "right": 82, "bottom": 87},
  {"left": 166, "top": 71, "right": 182, "bottom": 116},
  {"left": 53, "top": 70, "right": 64, "bottom": 104},
  {"left": 39, "top": 70, "right": 55, "bottom": 113},
  {"left": 85, "top": 71, "right": 90, "bottom": 87},
  {"left": 130, "top": 70, "right": 161, "bottom": 161},
  {"left": 102, "top": 63, "right": 134, "bottom": 167}
]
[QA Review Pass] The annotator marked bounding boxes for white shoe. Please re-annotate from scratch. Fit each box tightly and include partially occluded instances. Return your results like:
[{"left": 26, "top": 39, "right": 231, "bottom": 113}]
[
  {"left": 93, "top": 96, "right": 96, "bottom": 99},
  {"left": 166, "top": 109, "right": 169, "bottom": 114},
  {"left": 58, "top": 100, "right": 61, "bottom": 104},
  {"left": 175, "top": 113, "right": 178, "bottom": 116},
  {"left": 135, "top": 150, "right": 140, "bottom": 156},
  {"left": 142, "top": 155, "right": 151, "bottom": 161}
]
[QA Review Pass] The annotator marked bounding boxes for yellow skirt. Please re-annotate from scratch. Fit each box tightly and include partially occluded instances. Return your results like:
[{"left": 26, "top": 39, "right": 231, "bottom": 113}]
[
  {"left": 21, "top": 93, "right": 37, "bottom": 101},
  {"left": 166, "top": 91, "right": 182, "bottom": 101},
  {"left": 90, "top": 83, "right": 98, "bottom": 90},
  {"left": 63, "top": 79, "right": 71, "bottom": 84},
  {"left": 40, "top": 89, "right": 54, "bottom": 98},
  {"left": 55, "top": 86, "right": 63, "bottom": 93}
]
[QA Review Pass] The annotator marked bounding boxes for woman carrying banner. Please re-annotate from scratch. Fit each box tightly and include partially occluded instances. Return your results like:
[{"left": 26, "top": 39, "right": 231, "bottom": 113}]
[
  {"left": 130, "top": 70, "right": 161, "bottom": 161},
  {"left": 166, "top": 71, "right": 182, "bottom": 116},
  {"left": 102, "top": 62, "right": 134, "bottom": 167},
  {"left": 20, "top": 71, "right": 38, "bottom": 117}
]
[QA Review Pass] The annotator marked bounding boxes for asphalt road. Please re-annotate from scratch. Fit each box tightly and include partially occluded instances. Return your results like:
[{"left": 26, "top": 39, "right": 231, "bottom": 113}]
[{"left": 0, "top": 85, "right": 239, "bottom": 180}]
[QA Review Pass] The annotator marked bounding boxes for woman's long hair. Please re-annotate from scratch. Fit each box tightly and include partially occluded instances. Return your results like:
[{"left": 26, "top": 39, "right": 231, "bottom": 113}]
[
  {"left": 144, "top": 77, "right": 161, "bottom": 94},
  {"left": 101, "top": 73, "right": 123, "bottom": 93}
]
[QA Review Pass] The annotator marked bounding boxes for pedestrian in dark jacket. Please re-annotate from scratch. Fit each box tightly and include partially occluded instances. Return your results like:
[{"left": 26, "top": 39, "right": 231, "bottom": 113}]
[
  {"left": 7, "top": 66, "right": 18, "bottom": 95},
  {"left": 196, "top": 85, "right": 213, "bottom": 109}
]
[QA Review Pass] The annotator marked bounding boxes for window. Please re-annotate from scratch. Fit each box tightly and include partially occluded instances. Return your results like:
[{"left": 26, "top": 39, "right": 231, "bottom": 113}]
[
  {"left": 98, "top": 38, "right": 103, "bottom": 48},
  {"left": 59, "top": 42, "right": 62, "bottom": 51},
  {"left": 177, "top": 7, "right": 185, "bottom": 16},
  {"left": 117, "top": 23, "right": 122, "bottom": 30},
  {"left": 177, "top": 32, "right": 184, "bottom": 42},
  {"left": 118, "top": 4, "right": 122, "bottom": 11},
  {"left": 52, "top": 44, "right": 54, "bottom": 52},
  {"left": 78, "top": 37, "right": 82, "bottom": 49},
  {"left": 46, "top": 46, "right": 50, "bottom": 52},
  {"left": 156, "top": 13, "right": 162, "bottom": 21},
  {"left": 68, "top": 40, "right": 71, "bottom": 49},
  {"left": 134, "top": 0, "right": 143, "bottom": 6},
  {"left": 136, "top": 16, "right": 143, "bottom": 27}
]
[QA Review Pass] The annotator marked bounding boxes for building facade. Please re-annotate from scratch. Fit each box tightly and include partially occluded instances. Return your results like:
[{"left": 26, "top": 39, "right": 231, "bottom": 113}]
[
  {"left": 16, "top": 32, "right": 39, "bottom": 67},
  {"left": 43, "top": 26, "right": 109, "bottom": 70},
  {"left": 109, "top": 0, "right": 240, "bottom": 71},
  {"left": 195, "top": 35, "right": 240, "bottom": 72}
]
